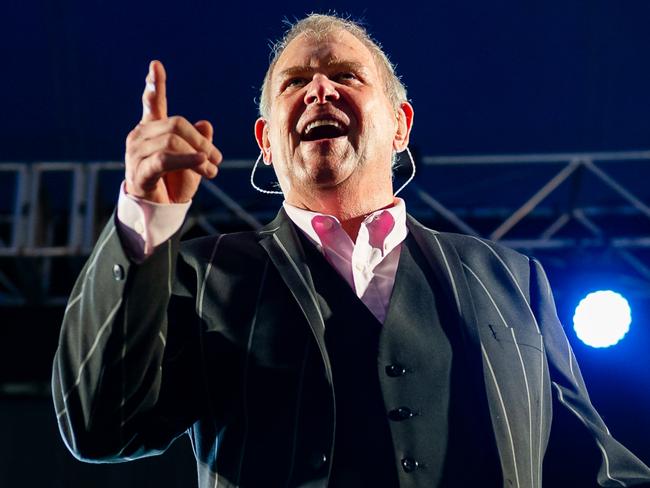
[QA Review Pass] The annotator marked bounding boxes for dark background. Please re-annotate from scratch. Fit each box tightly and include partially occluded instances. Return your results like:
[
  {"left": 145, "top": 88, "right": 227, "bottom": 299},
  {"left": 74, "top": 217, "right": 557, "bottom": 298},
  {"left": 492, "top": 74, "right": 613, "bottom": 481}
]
[
  {"left": 1, "top": 0, "right": 649, "bottom": 486},
  {"left": 3, "top": 0, "right": 650, "bottom": 160}
]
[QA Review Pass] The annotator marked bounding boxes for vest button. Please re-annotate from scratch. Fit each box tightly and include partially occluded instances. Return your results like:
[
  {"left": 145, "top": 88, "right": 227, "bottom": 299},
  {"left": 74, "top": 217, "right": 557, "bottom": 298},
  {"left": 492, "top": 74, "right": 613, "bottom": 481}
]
[
  {"left": 401, "top": 457, "right": 420, "bottom": 473},
  {"left": 385, "top": 364, "right": 407, "bottom": 377},
  {"left": 112, "top": 264, "right": 125, "bottom": 281},
  {"left": 388, "top": 407, "right": 418, "bottom": 421},
  {"left": 309, "top": 452, "right": 328, "bottom": 470}
]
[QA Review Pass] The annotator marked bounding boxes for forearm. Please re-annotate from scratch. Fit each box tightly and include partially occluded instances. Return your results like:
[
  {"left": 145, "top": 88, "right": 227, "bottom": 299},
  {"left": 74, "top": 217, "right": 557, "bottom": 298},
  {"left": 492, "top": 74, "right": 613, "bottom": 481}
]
[
  {"left": 531, "top": 258, "right": 650, "bottom": 486},
  {"left": 52, "top": 216, "right": 182, "bottom": 460}
]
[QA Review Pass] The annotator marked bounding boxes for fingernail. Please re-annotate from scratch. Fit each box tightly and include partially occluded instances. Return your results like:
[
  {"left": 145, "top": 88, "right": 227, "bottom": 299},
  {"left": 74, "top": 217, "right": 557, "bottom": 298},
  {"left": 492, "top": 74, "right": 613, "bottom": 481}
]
[{"left": 145, "top": 81, "right": 156, "bottom": 93}]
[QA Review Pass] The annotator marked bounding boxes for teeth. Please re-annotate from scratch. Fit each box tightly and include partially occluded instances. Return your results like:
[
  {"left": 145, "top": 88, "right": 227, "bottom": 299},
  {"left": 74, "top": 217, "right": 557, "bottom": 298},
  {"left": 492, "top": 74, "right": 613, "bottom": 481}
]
[{"left": 305, "top": 119, "right": 343, "bottom": 135}]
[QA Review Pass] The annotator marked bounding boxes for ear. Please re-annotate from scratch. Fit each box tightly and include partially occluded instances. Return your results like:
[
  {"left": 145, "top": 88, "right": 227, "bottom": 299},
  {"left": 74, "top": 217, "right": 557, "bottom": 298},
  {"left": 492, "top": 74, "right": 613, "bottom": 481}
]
[
  {"left": 254, "top": 117, "right": 273, "bottom": 165},
  {"left": 393, "top": 101, "right": 414, "bottom": 153}
]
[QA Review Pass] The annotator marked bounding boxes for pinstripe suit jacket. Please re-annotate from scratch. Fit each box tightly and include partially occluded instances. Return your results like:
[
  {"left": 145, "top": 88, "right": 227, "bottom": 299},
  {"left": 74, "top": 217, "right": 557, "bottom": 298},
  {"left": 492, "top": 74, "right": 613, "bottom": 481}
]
[{"left": 52, "top": 209, "right": 650, "bottom": 488}]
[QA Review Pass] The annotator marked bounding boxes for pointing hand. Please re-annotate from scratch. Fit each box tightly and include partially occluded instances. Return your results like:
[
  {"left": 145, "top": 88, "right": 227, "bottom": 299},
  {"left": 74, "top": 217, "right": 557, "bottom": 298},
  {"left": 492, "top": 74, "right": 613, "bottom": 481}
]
[{"left": 124, "top": 60, "right": 222, "bottom": 204}]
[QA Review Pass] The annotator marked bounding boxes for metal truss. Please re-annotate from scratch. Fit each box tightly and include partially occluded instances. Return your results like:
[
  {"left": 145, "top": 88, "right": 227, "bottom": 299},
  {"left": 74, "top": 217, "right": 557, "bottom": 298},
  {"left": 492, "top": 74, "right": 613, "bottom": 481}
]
[
  {"left": 1, "top": 150, "right": 649, "bottom": 305},
  {"left": 420, "top": 150, "right": 650, "bottom": 242},
  {"left": 413, "top": 151, "right": 650, "bottom": 290}
]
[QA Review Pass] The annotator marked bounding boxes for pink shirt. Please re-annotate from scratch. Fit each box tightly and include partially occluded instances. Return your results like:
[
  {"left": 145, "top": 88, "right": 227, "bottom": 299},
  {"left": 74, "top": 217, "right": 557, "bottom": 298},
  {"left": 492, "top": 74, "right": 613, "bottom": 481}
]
[
  {"left": 117, "top": 184, "right": 408, "bottom": 323},
  {"left": 282, "top": 201, "right": 407, "bottom": 323}
]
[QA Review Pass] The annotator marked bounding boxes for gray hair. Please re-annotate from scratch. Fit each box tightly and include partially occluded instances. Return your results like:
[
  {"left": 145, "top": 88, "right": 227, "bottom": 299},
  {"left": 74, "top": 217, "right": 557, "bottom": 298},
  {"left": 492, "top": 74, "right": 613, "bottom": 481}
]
[{"left": 258, "top": 13, "right": 408, "bottom": 118}]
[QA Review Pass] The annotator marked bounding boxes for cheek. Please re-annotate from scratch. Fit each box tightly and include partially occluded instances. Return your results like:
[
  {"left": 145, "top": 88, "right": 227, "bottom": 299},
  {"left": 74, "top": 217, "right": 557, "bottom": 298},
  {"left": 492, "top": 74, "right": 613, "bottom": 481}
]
[
  {"left": 361, "top": 105, "right": 396, "bottom": 141},
  {"left": 272, "top": 114, "right": 298, "bottom": 142},
  {"left": 269, "top": 123, "right": 290, "bottom": 150},
  {"left": 359, "top": 95, "right": 394, "bottom": 127}
]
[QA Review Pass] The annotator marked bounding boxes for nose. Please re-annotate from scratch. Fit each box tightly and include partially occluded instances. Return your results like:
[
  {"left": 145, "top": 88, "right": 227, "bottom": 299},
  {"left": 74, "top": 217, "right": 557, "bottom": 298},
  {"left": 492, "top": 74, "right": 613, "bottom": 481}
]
[{"left": 304, "top": 74, "right": 340, "bottom": 105}]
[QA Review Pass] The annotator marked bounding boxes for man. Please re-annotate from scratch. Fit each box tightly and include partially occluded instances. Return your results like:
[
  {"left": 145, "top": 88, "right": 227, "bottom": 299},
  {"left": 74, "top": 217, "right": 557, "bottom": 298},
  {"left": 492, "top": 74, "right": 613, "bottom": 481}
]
[{"left": 52, "top": 14, "right": 650, "bottom": 488}]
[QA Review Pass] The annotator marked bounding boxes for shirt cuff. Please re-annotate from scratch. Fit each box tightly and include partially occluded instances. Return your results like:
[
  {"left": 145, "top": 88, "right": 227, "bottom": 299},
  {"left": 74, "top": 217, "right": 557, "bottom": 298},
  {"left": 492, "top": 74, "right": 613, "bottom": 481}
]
[{"left": 116, "top": 182, "right": 191, "bottom": 261}]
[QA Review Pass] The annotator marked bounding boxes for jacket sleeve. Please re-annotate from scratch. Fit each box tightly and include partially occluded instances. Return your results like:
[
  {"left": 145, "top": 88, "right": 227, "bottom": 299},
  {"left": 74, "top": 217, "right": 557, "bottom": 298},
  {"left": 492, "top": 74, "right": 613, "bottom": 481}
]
[
  {"left": 52, "top": 215, "right": 209, "bottom": 462},
  {"left": 530, "top": 258, "right": 650, "bottom": 487}
]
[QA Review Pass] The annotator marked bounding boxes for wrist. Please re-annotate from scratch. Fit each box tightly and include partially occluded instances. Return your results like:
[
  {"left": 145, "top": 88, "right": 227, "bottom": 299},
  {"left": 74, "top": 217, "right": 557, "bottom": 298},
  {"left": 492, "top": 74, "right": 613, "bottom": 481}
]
[{"left": 125, "top": 180, "right": 171, "bottom": 204}]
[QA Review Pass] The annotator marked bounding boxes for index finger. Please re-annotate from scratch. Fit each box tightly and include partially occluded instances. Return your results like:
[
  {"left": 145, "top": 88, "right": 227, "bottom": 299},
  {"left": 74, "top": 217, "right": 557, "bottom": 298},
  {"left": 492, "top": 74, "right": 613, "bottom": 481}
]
[{"left": 141, "top": 60, "right": 167, "bottom": 123}]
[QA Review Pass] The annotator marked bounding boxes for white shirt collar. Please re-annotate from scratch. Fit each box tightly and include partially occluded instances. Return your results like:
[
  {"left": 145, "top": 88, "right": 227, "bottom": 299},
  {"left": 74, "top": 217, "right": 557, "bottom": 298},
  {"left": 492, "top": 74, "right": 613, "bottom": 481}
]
[{"left": 282, "top": 198, "right": 408, "bottom": 256}]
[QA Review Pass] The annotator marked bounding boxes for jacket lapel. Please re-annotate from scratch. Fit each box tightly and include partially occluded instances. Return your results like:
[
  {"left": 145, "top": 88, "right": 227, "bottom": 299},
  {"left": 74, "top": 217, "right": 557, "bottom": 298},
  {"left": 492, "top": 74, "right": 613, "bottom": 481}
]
[
  {"left": 257, "top": 209, "right": 334, "bottom": 387},
  {"left": 406, "top": 215, "right": 482, "bottom": 353},
  {"left": 406, "top": 216, "right": 486, "bottom": 391},
  {"left": 407, "top": 216, "right": 503, "bottom": 474}
]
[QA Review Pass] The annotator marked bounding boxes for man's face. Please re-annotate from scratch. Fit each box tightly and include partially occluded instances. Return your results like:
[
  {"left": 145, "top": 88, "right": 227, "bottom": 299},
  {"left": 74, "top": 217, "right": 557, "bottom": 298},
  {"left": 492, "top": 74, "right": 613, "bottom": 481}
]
[{"left": 256, "top": 29, "right": 408, "bottom": 199}]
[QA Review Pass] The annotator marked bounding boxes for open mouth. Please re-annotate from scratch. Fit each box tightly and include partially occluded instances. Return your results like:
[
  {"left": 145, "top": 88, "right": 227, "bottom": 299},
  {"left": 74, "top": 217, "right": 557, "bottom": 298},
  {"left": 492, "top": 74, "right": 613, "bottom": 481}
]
[{"left": 301, "top": 119, "right": 348, "bottom": 141}]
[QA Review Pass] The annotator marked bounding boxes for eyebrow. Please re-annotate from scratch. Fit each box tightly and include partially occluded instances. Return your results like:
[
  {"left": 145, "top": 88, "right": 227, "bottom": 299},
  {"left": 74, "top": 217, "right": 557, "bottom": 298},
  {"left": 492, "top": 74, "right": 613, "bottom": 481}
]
[{"left": 277, "top": 60, "right": 369, "bottom": 80}]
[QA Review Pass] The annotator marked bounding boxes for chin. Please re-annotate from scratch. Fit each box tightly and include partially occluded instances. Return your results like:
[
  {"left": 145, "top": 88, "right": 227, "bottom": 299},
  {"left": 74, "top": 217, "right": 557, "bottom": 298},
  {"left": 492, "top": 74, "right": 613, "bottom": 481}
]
[
  {"left": 306, "top": 147, "right": 354, "bottom": 171},
  {"left": 304, "top": 157, "right": 357, "bottom": 188},
  {"left": 311, "top": 170, "right": 343, "bottom": 189}
]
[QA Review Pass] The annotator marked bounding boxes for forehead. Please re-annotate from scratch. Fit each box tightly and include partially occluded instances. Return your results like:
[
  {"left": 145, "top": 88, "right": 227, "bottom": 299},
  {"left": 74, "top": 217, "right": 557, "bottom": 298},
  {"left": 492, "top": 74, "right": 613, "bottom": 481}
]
[{"left": 273, "top": 29, "right": 379, "bottom": 79}]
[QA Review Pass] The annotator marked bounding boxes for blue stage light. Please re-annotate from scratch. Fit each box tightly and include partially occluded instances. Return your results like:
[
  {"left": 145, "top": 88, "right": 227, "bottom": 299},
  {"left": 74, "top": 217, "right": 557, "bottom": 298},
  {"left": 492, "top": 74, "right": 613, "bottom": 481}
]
[{"left": 572, "top": 290, "right": 631, "bottom": 348}]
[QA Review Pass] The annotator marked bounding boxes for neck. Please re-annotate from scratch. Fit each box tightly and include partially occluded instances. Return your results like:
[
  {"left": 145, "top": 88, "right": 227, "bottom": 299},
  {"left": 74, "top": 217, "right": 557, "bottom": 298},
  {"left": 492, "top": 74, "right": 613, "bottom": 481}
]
[{"left": 286, "top": 185, "right": 395, "bottom": 242}]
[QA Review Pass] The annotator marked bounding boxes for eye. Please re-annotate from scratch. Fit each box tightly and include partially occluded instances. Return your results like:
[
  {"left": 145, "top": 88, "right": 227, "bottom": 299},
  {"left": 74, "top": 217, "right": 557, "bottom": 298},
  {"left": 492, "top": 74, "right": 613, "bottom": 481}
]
[
  {"left": 284, "top": 78, "right": 307, "bottom": 90},
  {"left": 334, "top": 72, "right": 358, "bottom": 82}
]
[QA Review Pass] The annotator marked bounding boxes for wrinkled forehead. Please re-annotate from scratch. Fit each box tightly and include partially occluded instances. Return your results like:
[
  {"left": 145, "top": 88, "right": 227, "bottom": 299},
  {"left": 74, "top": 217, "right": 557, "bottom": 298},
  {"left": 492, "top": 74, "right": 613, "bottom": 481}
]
[{"left": 271, "top": 30, "right": 380, "bottom": 83}]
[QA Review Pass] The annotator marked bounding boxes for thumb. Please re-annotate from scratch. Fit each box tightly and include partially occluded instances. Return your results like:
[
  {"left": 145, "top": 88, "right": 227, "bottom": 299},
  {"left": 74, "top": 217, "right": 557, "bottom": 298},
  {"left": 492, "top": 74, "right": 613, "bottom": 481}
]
[{"left": 194, "top": 120, "right": 214, "bottom": 142}]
